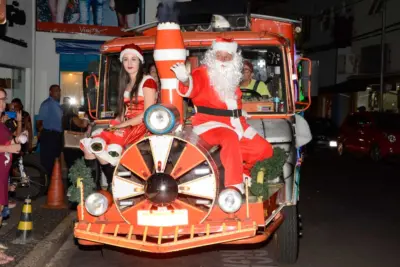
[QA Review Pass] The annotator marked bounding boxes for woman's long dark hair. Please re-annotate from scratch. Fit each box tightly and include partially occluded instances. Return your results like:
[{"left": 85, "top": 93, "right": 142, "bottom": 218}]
[{"left": 117, "top": 60, "right": 144, "bottom": 118}]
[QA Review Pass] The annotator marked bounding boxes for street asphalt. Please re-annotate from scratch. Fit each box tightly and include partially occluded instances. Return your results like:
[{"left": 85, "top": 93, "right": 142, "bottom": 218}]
[{"left": 46, "top": 150, "right": 400, "bottom": 267}]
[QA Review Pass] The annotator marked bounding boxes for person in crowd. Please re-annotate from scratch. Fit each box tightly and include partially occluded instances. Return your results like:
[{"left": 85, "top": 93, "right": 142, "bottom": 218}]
[
  {"left": 2, "top": 115, "right": 20, "bottom": 211},
  {"left": 0, "top": 6, "right": 6, "bottom": 37},
  {"left": 0, "top": 87, "right": 27, "bottom": 265},
  {"left": 79, "top": 0, "right": 105, "bottom": 25},
  {"left": 63, "top": 106, "right": 89, "bottom": 171},
  {"left": 36, "top": 85, "right": 63, "bottom": 178},
  {"left": 147, "top": 62, "right": 161, "bottom": 90},
  {"left": 240, "top": 60, "right": 271, "bottom": 97},
  {"left": 146, "top": 62, "right": 161, "bottom": 103},
  {"left": 81, "top": 43, "right": 158, "bottom": 190},
  {"left": 10, "top": 98, "right": 33, "bottom": 153},
  {"left": 48, "top": 0, "right": 69, "bottom": 23},
  {"left": 61, "top": 96, "right": 71, "bottom": 114},
  {"left": 1, "top": 183, "right": 16, "bottom": 225},
  {"left": 109, "top": 0, "right": 140, "bottom": 29}
]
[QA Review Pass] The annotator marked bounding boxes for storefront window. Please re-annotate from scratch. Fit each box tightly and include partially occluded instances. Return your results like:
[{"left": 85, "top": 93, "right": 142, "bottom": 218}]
[
  {"left": 59, "top": 54, "right": 100, "bottom": 109},
  {"left": 60, "top": 72, "right": 84, "bottom": 106}
]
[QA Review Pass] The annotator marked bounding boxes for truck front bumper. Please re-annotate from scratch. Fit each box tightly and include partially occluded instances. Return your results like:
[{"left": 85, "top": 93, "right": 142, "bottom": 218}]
[{"left": 74, "top": 220, "right": 259, "bottom": 253}]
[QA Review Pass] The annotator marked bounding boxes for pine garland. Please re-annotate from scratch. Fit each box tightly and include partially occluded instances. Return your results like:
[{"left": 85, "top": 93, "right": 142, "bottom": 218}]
[
  {"left": 250, "top": 147, "right": 287, "bottom": 199},
  {"left": 67, "top": 158, "right": 96, "bottom": 203}
]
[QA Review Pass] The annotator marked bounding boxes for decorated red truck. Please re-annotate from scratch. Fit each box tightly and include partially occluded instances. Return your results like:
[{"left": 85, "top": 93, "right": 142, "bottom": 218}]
[{"left": 73, "top": 11, "right": 312, "bottom": 265}]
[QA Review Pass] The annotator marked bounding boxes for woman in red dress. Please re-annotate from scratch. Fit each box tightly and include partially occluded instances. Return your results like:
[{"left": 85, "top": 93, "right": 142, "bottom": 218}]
[
  {"left": 0, "top": 88, "right": 24, "bottom": 264},
  {"left": 82, "top": 44, "right": 158, "bottom": 190}
]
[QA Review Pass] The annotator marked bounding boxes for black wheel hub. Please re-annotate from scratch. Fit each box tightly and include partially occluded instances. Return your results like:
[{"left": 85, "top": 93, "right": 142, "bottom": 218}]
[{"left": 145, "top": 173, "right": 178, "bottom": 206}]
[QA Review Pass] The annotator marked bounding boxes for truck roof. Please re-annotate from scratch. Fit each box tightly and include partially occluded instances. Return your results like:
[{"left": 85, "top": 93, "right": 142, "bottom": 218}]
[
  {"left": 101, "top": 31, "right": 288, "bottom": 53},
  {"left": 101, "top": 14, "right": 301, "bottom": 54}
]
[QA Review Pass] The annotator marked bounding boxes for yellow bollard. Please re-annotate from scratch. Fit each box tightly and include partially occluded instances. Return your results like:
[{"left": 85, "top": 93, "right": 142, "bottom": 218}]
[{"left": 256, "top": 167, "right": 265, "bottom": 202}]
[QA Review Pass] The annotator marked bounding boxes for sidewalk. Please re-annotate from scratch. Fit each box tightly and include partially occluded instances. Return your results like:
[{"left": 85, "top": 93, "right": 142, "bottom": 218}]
[
  {"left": 0, "top": 154, "right": 73, "bottom": 267},
  {"left": 0, "top": 197, "right": 72, "bottom": 267}
]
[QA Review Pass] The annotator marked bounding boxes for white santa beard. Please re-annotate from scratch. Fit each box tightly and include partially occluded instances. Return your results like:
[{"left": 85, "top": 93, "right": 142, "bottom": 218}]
[{"left": 202, "top": 50, "right": 243, "bottom": 103}]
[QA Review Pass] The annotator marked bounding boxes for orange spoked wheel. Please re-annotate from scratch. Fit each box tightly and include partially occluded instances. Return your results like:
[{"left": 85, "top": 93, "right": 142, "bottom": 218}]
[{"left": 112, "top": 134, "right": 219, "bottom": 227}]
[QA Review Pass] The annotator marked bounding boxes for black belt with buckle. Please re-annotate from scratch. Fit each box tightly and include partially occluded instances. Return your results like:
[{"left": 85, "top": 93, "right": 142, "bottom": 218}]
[{"left": 196, "top": 106, "right": 242, "bottom": 118}]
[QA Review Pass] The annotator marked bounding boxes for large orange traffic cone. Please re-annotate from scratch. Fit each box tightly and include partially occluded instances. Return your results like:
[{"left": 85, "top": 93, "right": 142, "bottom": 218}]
[
  {"left": 153, "top": 20, "right": 187, "bottom": 122},
  {"left": 42, "top": 158, "right": 67, "bottom": 209}
]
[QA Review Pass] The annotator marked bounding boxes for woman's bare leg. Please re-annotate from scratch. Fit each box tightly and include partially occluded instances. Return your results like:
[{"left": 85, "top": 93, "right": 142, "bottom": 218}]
[
  {"left": 116, "top": 13, "right": 125, "bottom": 28},
  {"left": 48, "top": 0, "right": 57, "bottom": 22},
  {"left": 55, "top": 0, "right": 68, "bottom": 23},
  {"left": 126, "top": 13, "right": 136, "bottom": 28}
]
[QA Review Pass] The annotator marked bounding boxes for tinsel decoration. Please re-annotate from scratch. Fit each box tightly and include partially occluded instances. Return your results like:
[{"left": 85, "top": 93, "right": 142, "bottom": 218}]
[
  {"left": 67, "top": 158, "right": 96, "bottom": 203},
  {"left": 250, "top": 147, "right": 287, "bottom": 200}
]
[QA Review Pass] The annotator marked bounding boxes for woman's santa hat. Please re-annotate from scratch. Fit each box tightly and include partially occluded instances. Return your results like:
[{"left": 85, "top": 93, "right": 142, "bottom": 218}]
[
  {"left": 119, "top": 43, "right": 145, "bottom": 63},
  {"left": 212, "top": 37, "right": 238, "bottom": 54}
]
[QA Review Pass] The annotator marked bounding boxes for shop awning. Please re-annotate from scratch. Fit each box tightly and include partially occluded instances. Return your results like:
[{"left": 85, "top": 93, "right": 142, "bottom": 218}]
[
  {"left": 55, "top": 39, "right": 106, "bottom": 54},
  {"left": 319, "top": 73, "right": 400, "bottom": 94}
]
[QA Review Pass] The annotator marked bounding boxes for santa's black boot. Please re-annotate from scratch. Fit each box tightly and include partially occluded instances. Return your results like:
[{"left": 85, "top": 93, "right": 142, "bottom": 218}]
[
  {"left": 84, "top": 159, "right": 101, "bottom": 190},
  {"left": 100, "top": 163, "right": 115, "bottom": 192}
]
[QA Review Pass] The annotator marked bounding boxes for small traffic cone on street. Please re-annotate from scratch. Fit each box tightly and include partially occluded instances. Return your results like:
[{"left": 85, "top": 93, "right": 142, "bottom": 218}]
[
  {"left": 12, "top": 198, "right": 33, "bottom": 244},
  {"left": 42, "top": 158, "right": 67, "bottom": 209}
]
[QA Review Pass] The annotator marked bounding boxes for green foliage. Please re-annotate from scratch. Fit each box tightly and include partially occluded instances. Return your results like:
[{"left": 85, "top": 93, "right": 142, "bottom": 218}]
[
  {"left": 67, "top": 158, "right": 96, "bottom": 203},
  {"left": 250, "top": 182, "right": 270, "bottom": 200},
  {"left": 250, "top": 147, "right": 287, "bottom": 199}
]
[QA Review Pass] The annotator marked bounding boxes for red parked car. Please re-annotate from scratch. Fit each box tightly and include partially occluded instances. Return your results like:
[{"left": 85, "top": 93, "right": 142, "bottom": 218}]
[{"left": 337, "top": 112, "right": 400, "bottom": 161}]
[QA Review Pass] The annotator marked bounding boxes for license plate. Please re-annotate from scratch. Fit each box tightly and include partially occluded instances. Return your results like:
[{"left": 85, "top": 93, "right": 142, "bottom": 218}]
[{"left": 137, "top": 209, "right": 188, "bottom": 227}]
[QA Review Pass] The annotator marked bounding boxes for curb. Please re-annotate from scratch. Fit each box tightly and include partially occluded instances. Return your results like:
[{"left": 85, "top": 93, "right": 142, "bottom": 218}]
[{"left": 15, "top": 211, "right": 77, "bottom": 267}]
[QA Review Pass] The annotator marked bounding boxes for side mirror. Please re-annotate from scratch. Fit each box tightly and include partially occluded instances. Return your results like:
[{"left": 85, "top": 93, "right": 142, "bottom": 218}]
[{"left": 295, "top": 57, "right": 312, "bottom": 112}]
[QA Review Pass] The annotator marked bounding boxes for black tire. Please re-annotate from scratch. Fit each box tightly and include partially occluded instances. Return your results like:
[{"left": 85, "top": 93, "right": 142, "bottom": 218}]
[
  {"left": 11, "top": 158, "right": 49, "bottom": 201},
  {"left": 370, "top": 144, "right": 382, "bottom": 162},
  {"left": 274, "top": 205, "right": 299, "bottom": 264}
]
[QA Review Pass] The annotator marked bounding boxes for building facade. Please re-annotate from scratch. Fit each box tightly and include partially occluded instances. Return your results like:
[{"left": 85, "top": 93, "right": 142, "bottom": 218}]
[{"left": 293, "top": 0, "right": 400, "bottom": 125}]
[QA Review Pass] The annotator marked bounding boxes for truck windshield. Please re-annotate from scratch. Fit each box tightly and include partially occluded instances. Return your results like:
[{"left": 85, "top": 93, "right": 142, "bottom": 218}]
[{"left": 96, "top": 46, "right": 290, "bottom": 119}]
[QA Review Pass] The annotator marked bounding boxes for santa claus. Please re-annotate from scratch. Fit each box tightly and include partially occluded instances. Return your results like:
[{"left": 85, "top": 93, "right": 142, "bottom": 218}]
[{"left": 171, "top": 37, "right": 273, "bottom": 193}]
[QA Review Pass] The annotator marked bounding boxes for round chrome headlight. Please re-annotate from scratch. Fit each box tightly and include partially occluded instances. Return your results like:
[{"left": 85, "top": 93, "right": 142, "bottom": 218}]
[
  {"left": 85, "top": 193, "right": 109, "bottom": 216},
  {"left": 143, "top": 104, "right": 180, "bottom": 134},
  {"left": 218, "top": 189, "right": 242, "bottom": 213}
]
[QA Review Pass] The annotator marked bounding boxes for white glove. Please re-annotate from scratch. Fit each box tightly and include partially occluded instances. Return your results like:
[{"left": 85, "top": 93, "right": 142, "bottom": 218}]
[
  {"left": 170, "top": 63, "right": 189, "bottom": 83},
  {"left": 242, "top": 110, "right": 251, "bottom": 119},
  {"left": 17, "top": 131, "right": 28, "bottom": 144}
]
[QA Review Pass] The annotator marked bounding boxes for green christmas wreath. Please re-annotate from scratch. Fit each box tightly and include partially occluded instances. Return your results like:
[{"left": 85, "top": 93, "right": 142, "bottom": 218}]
[
  {"left": 249, "top": 147, "right": 287, "bottom": 200},
  {"left": 67, "top": 158, "right": 97, "bottom": 203}
]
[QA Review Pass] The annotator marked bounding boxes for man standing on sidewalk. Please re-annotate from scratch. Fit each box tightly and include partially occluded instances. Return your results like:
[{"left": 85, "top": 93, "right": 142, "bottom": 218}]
[{"left": 37, "top": 85, "right": 63, "bottom": 177}]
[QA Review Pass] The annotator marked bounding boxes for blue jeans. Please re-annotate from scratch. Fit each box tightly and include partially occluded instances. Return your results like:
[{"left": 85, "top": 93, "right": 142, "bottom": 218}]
[{"left": 79, "top": 0, "right": 104, "bottom": 25}]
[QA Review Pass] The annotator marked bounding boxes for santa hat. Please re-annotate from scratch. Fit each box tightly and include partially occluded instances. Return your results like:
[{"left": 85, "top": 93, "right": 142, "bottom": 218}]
[
  {"left": 212, "top": 37, "right": 238, "bottom": 54},
  {"left": 119, "top": 43, "right": 144, "bottom": 63}
]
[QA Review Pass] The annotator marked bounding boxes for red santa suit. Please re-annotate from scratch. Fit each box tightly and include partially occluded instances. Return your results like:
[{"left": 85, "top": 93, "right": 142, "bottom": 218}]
[
  {"left": 175, "top": 47, "right": 273, "bottom": 188},
  {"left": 80, "top": 43, "right": 158, "bottom": 166}
]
